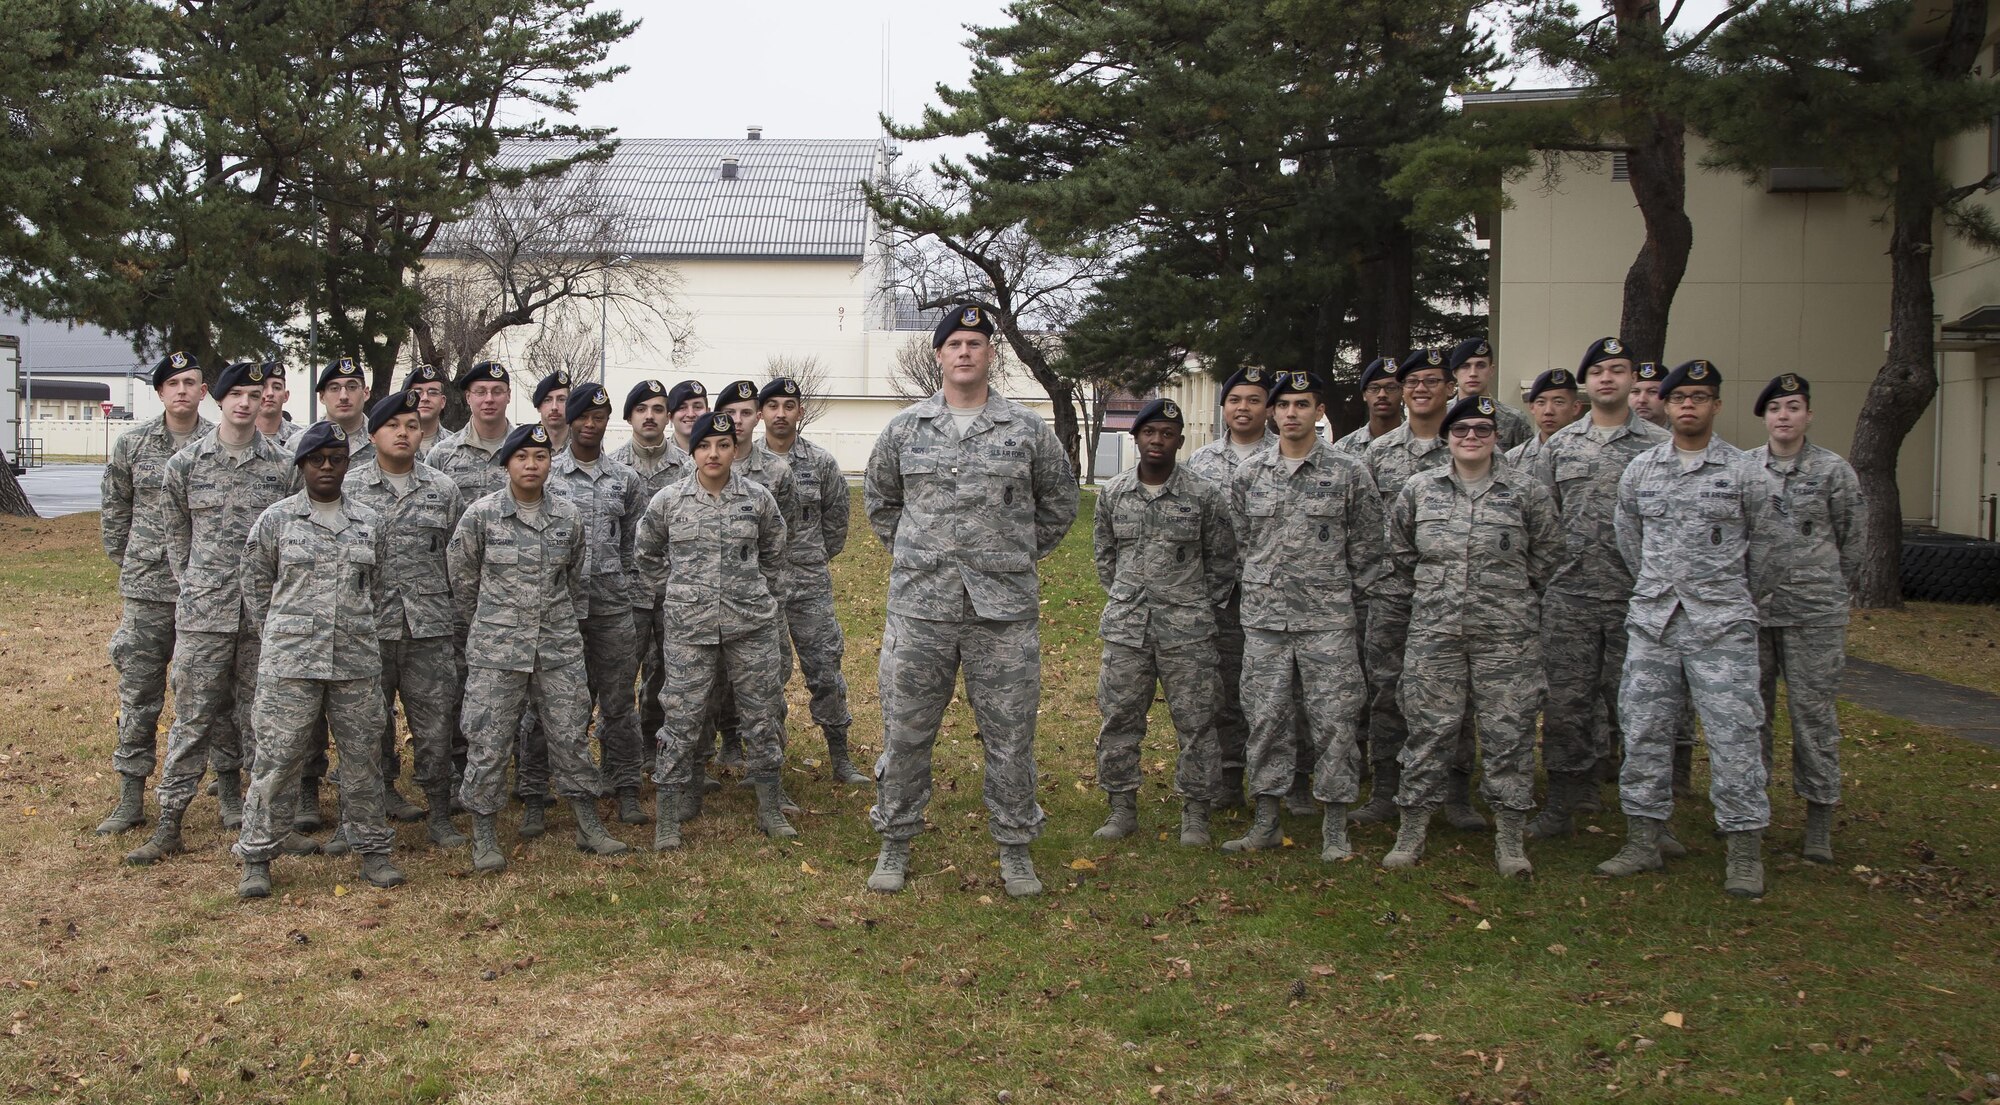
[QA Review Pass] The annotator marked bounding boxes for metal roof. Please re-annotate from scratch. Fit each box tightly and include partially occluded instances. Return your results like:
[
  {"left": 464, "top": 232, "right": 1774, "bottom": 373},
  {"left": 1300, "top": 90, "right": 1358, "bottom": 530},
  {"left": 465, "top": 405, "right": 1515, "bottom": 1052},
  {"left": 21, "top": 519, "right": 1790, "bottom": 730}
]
[{"left": 476, "top": 137, "right": 888, "bottom": 261}]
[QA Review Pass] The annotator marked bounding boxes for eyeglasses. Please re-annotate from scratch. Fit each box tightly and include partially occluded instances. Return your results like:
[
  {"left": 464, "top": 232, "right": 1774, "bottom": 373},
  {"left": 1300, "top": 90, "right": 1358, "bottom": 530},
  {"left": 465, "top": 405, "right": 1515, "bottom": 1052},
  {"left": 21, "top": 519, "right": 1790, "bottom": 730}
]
[
  {"left": 1664, "top": 392, "right": 1717, "bottom": 407},
  {"left": 1362, "top": 383, "right": 1403, "bottom": 398},
  {"left": 1403, "top": 374, "right": 1447, "bottom": 391},
  {"left": 1447, "top": 423, "right": 1496, "bottom": 439}
]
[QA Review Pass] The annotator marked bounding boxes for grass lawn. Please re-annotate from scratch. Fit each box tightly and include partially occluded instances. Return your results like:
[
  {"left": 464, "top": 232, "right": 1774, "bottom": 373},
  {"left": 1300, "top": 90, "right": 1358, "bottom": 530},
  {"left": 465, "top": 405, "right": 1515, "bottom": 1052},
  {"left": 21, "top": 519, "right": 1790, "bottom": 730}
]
[
  {"left": 0, "top": 495, "right": 1996, "bottom": 1104},
  {"left": 1848, "top": 603, "right": 2000, "bottom": 695}
]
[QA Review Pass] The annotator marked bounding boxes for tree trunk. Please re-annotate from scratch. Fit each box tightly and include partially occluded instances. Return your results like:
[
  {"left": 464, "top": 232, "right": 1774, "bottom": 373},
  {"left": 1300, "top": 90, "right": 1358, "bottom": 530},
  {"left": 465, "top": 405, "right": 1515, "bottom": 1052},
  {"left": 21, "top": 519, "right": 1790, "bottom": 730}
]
[
  {"left": 1381, "top": 219, "right": 1416, "bottom": 356},
  {"left": 1002, "top": 321, "right": 1083, "bottom": 472},
  {"left": 1617, "top": 113, "right": 1693, "bottom": 366},
  {"left": 1850, "top": 178, "right": 1941, "bottom": 609},
  {"left": 0, "top": 449, "right": 39, "bottom": 517}
]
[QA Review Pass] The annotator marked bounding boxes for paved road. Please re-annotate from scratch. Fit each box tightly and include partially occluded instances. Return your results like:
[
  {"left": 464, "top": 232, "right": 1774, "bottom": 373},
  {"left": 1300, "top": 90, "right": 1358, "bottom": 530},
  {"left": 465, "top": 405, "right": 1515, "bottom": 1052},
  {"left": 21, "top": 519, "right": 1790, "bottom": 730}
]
[
  {"left": 1842, "top": 657, "right": 2000, "bottom": 750},
  {"left": 17, "top": 464, "right": 104, "bottom": 518}
]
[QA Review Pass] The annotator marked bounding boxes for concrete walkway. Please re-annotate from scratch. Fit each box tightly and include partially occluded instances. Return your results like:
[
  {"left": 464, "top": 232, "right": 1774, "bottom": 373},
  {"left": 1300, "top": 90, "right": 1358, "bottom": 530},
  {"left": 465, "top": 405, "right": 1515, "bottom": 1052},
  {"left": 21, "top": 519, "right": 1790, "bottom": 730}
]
[
  {"left": 16, "top": 464, "right": 104, "bottom": 518},
  {"left": 1842, "top": 657, "right": 2000, "bottom": 750}
]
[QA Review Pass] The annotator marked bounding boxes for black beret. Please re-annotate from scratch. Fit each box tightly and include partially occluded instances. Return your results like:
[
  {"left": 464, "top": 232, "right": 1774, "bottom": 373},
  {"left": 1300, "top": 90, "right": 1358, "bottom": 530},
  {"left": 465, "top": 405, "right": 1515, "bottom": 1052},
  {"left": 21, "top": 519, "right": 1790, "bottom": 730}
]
[
  {"left": 460, "top": 361, "right": 510, "bottom": 391},
  {"left": 665, "top": 379, "right": 707, "bottom": 413},
  {"left": 686, "top": 411, "right": 737, "bottom": 453},
  {"left": 1634, "top": 361, "right": 1666, "bottom": 382},
  {"left": 757, "top": 377, "right": 803, "bottom": 406},
  {"left": 1357, "top": 357, "right": 1397, "bottom": 394},
  {"left": 716, "top": 379, "right": 761, "bottom": 409},
  {"left": 1440, "top": 394, "right": 1501, "bottom": 434},
  {"left": 1129, "top": 397, "right": 1184, "bottom": 435},
  {"left": 151, "top": 351, "right": 201, "bottom": 389},
  {"left": 1396, "top": 349, "right": 1447, "bottom": 380},
  {"left": 932, "top": 304, "right": 996, "bottom": 349},
  {"left": 1657, "top": 359, "right": 1721, "bottom": 398},
  {"left": 315, "top": 357, "right": 365, "bottom": 392},
  {"left": 1753, "top": 372, "right": 1809, "bottom": 416},
  {"left": 261, "top": 360, "right": 286, "bottom": 380},
  {"left": 624, "top": 379, "right": 667, "bottom": 418},
  {"left": 1577, "top": 337, "right": 1630, "bottom": 376},
  {"left": 493, "top": 422, "right": 555, "bottom": 466},
  {"left": 531, "top": 370, "right": 572, "bottom": 408},
  {"left": 1525, "top": 368, "right": 1578, "bottom": 403},
  {"left": 366, "top": 390, "right": 423, "bottom": 435},
  {"left": 400, "top": 364, "right": 445, "bottom": 391},
  {"left": 292, "top": 420, "right": 351, "bottom": 464},
  {"left": 210, "top": 360, "right": 270, "bottom": 400},
  {"left": 1275, "top": 370, "right": 1328, "bottom": 398},
  {"left": 564, "top": 382, "right": 613, "bottom": 424},
  {"left": 1218, "top": 366, "right": 1273, "bottom": 400},
  {"left": 1446, "top": 338, "right": 1493, "bottom": 373}
]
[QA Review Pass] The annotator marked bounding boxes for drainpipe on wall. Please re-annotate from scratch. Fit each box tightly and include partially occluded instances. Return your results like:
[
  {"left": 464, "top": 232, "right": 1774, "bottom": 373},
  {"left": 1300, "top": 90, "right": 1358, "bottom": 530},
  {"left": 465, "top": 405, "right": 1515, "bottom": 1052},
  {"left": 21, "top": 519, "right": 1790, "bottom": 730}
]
[{"left": 1931, "top": 348, "right": 1943, "bottom": 529}]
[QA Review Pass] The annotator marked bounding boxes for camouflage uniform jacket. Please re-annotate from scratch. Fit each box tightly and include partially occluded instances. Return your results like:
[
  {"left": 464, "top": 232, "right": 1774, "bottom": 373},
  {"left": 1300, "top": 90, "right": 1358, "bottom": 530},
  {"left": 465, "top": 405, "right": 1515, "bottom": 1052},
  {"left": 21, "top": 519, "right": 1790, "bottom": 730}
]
[
  {"left": 1228, "top": 439, "right": 1384, "bottom": 632},
  {"left": 771, "top": 435, "right": 849, "bottom": 569},
  {"left": 425, "top": 425, "right": 509, "bottom": 507},
  {"left": 266, "top": 420, "right": 302, "bottom": 447},
  {"left": 610, "top": 438, "right": 692, "bottom": 499},
  {"left": 1364, "top": 423, "right": 1451, "bottom": 508},
  {"left": 343, "top": 460, "right": 465, "bottom": 640},
  {"left": 1093, "top": 465, "right": 1240, "bottom": 648},
  {"left": 102, "top": 414, "right": 213, "bottom": 603},
  {"left": 339, "top": 426, "right": 375, "bottom": 467},
  {"left": 1503, "top": 435, "right": 1551, "bottom": 471},
  {"left": 1487, "top": 399, "right": 1534, "bottom": 452},
  {"left": 863, "top": 390, "right": 1079, "bottom": 622},
  {"left": 1616, "top": 437, "right": 1783, "bottom": 639},
  {"left": 446, "top": 490, "right": 588, "bottom": 672},
  {"left": 240, "top": 492, "right": 387, "bottom": 680},
  {"left": 1749, "top": 440, "right": 1864, "bottom": 627},
  {"left": 634, "top": 473, "right": 787, "bottom": 643},
  {"left": 161, "top": 431, "right": 300, "bottom": 634},
  {"left": 1186, "top": 432, "right": 1276, "bottom": 490},
  {"left": 736, "top": 440, "right": 802, "bottom": 545},
  {"left": 1387, "top": 463, "right": 1562, "bottom": 638},
  {"left": 1533, "top": 411, "right": 1671, "bottom": 600},
  {"left": 1332, "top": 422, "right": 1386, "bottom": 458},
  {"left": 547, "top": 449, "right": 648, "bottom": 617}
]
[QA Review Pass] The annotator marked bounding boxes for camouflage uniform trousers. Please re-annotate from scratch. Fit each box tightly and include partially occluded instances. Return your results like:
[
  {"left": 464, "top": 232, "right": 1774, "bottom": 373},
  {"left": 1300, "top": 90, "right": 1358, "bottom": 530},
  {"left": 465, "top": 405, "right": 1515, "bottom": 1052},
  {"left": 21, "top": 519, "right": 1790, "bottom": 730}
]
[
  {"left": 235, "top": 675, "right": 392, "bottom": 863},
  {"left": 517, "top": 612, "right": 646, "bottom": 799},
  {"left": 782, "top": 565, "right": 853, "bottom": 730},
  {"left": 1617, "top": 611, "right": 1769, "bottom": 832},
  {"left": 705, "top": 613, "right": 795, "bottom": 761},
  {"left": 1211, "top": 594, "right": 1250, "bottom": 770},
  {"left": 156, "top": 630, "right": 260, "bottom": 814},
  {"left": 459, "top": 660, "right": 603, "bottom": 817},
  {"left": 1239, "top": 627, "right": 1364, "bottom": 803},
  {"left": 870, "top": 612, "right": 1046, "bottom": 846},
  {"left": 1397, "top": 633, "right": 1544, "bottom": 811},
  {"left": 651, "top": 624, "right": 788, "bottom": 788},
  {"left": 1095, "top": 634, "right": 1221, "bottom": 803},
  {"left": 1538, "top": 590, "right": 1627, "bottom": 776},
  {"left": 635, "top": 602, "right": 666, "bottom": 769},
  {"left": 378, "top": 637, "right": 461, "bottom": 795},
  {"left": 107, "top": 599, "right": 177, "bottom": 780},
  {"left": 1757, "top": 625, "right": 1845, "bottom": 805},
  {"left": 1364, "top": 598, "right": 1474, "bottom": 777}
]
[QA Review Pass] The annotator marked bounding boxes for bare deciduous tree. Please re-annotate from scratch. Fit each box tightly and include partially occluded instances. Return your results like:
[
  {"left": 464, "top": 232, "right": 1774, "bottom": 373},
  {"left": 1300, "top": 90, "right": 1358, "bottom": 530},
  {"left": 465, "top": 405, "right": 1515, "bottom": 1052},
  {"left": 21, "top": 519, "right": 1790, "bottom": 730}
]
[
  {"left": 763, "top": 353, "right": 833, "bottom": 427},
  {"left": 413, "top": 163, "right": 696, "bottom": 427}
]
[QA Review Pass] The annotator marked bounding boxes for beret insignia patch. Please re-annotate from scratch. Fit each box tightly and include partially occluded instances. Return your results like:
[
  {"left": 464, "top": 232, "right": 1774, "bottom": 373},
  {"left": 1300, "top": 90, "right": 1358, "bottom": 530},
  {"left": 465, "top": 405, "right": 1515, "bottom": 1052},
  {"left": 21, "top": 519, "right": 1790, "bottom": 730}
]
[
  {"left": 170, "top": 352, "right": 189, "bottom": 369},
  {"left": 248, "top": 367, "right": 265, "bottom": 383},
  {"left": 1603, "top": 339, "right": 1623, "bottom": 355},
  {"left": 1162, "top": 400, "right": 1180, "bottom": 419},
  {"left": 1425, "top": 351, "right": 1443, "bottom": 366},
  {"left": 403, "top": 392, "right": 420, "bottom": 409},
  {"left": 960, "top": 307, "right": 982, "bottom": 326},
  {"left": 1476, "top": 397, "right": 1495, "bottom": 415},
  {"left": 1245, "top": 368, "right": 1263, "bottom": 383},
  {"left": 530, "top": 426, "right": 548, "bottom": 444},
  {"left": 1689, "top": 362, "right": 1710, "bottom": 380},
  {"left": 1781, "top": 374, "right": 1799, "bottom": 392},
  {"left": 1475, "top": 342, "right": 1490, "bottom": 356},
  {"left": 714, "top": 414, "right": 734, "bottom": 433},
  {"left": 331, "top": 427, "right": 346, "bottom": 442},
  {"left": 648, "top": 381, "right": 663, "bottom": 393},
  {"left": 592, "top": 391, "right": 609, "bottom": 406}
]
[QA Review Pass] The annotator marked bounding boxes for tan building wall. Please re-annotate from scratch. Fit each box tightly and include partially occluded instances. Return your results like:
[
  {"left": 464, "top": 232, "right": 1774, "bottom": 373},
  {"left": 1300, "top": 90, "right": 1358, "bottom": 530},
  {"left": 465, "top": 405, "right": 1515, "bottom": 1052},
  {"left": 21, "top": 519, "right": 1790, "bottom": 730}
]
[
  {"left": 1930, "top": 39, "right": 2000, "bottom": 538},
  {"left": 1485, "top": 129, "right": 1942, "bottom": 524}
]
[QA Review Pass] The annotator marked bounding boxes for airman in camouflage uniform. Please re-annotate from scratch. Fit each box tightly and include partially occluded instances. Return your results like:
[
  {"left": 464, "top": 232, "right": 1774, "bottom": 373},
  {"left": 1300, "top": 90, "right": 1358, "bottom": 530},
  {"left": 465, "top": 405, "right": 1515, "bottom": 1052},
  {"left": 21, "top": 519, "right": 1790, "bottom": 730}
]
[
  {"left": 635, "top": 411, "right": 796, "bottom": 847},
  {"left": 1750, "top": 372, "right": 1865, "bottom": 864},
  {"left": 447, "top": 423, "right": 628, "bottom": 873},
  {"left": 126, "top": 362, "right": 301, "bottom": 866},
  {"left": 522, "top": 383, "right": 650, "bottom": 824},
  {"left": 1225, "top": 370, "right": 1382, "bottom": 863},
  {"left": 1504, "top": 368, "right": 1582, "bottom": 469},
  {"left": 346, "top": 390, "right": 468, "bottom": 848},
  {"left": 1332, "top": 357, "right": 1404, "bottom": 458},
  {"left": 1091, "top": 399, "right": 1237, "bottom": 847},
  {"left": 1599, "top": 359, "right": 1783, "bottom": 898},
  {"left": 97, "top": 353, "right": 211, "bottom": 835},
  {"left": 255, "top": 362, "right": 299, "bottom": 446},
  {"left": 612, "top": 379, "right": 692, "bottom": 767},
  {"left": 1357, "top": 349, "right": 1484, "bottom": 831},
  {"left": 315, "top": 358, "right": 376, "bottom": 467},
  {"left": 532, "top": 369, "right": 573, "bottom": 454},
  {"left": 234, "top": 422, "right": 403, "bottom": 897},
  {"left": 758, "top": 377, "right": 865, "bottom": 783},
  {"left": 862, "top": 306, "right": 1079, "bottom": 897},
  {"left": 1184, "top": 366, "right": 1279, "bottom": 806},
  {"left": 425, "top": 361, "right": 514, "bottom": 505},
  {"left": 1447, "top": 338, "right": 1534, "bottom": 452},
  {"left": 1528, "top": 339, "right": 1670, "bottom": 839},
  {"left": 1383, "top": 395, "right": 1562, "bottom": 877}
]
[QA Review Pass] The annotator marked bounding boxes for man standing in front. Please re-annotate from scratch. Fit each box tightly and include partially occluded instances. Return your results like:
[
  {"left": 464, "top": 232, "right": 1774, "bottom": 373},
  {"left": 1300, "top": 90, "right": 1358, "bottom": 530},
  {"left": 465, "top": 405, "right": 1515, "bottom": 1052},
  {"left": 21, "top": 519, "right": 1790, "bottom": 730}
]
[
  {"left": 1090, "top": 398, "right": 1236, "bottom": 847},
  {"left": 1505, "top": 368, "right": 1583, "bottom": 468},
  {"left": 862, "top": 305, "right": 1078, "bottom": 897},
  {"left": 1598, "top": 359, "right": 1783, "bottom": 898},
  {"left": 96, "top": 352, "right": 211, "bottom": 835},
  {"left": 1224, "top": 371, "right": 1381, "bottom": 862},
  {"left": 1750, "top": 372, "right": 1864, "bottom": 864},
  {"left": 316, "top": 358, "right": 375, "bottom": 466},
  {"left": 1185, "top": 367, "right": 1278, "bottom": 808},
  {"left": 1447, "top": 338, "right": 1533, "bottom": 452},
  {"left": 759, "top": 376, "right": 867, "bottom": 784}
]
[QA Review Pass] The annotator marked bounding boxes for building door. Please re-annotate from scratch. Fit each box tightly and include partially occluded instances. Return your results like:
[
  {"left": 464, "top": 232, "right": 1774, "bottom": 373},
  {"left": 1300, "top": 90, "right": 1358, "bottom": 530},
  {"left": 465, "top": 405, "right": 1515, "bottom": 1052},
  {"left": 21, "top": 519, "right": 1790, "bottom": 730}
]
[{"left": 1984, "top": 375, "right": 2000, "bottom": 540}]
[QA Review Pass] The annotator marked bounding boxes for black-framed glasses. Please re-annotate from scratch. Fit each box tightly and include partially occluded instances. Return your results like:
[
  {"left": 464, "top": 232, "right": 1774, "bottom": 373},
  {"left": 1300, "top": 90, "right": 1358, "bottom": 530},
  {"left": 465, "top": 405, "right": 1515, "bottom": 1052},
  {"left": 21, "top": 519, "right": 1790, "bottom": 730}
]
[{"left": 1447, "top": 423, "right": 1496, "bottom": 439}]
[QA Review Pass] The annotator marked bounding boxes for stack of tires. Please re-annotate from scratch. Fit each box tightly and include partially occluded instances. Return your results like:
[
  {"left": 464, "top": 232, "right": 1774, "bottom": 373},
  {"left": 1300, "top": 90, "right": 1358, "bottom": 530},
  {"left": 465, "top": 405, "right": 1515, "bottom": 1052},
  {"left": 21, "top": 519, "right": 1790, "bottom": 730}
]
[{"left": 1900, "top": 531, "right": 2000, "bottom": 603}]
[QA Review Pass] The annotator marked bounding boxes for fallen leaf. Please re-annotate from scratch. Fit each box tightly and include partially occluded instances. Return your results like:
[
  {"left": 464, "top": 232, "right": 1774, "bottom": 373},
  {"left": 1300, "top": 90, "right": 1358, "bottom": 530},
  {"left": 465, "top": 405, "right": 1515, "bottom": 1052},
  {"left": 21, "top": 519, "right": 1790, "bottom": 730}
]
[
  {"left": 1413, "top": 1033, "right": 1442, "bottom": 1043},
  {"left": 1068, "top": 858, "right": 1097, "bottom": 871},
  {"left": 298, "top": 1054, "right": 313, "bottom": 1071},
  {"left": 798, "top": 862, "right": 817, "bottom": 875},
  {"left": 176, "top": 1068, "right": 192, "bottom": 1086},
  {"left": 1280, "top": 836, "right": 1295, "bottom": 847},
  {"left": 1661, "top": 1011, "right": 1684, "bottom": 1029},
  {"left": 1308, "top": 964, "right": 1336, "bottom": 977},
  {"left": 977, "top": 895, "right": 994, "bottom": 905},
  {"left": 607, "top": 893, "right": 619, "bottom": 904},
  {"left": 1547, "top": 944, "right": 1567, "bottom": 956},
  {"left": 224, "top": 993, "right": 244, "bottom": 1006},
  {"left": 1475, "top": 919, "right": 1492, "bottom": 931},
  {"left": 332, "top": 884, "right": 348, "bottom": 898}
]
